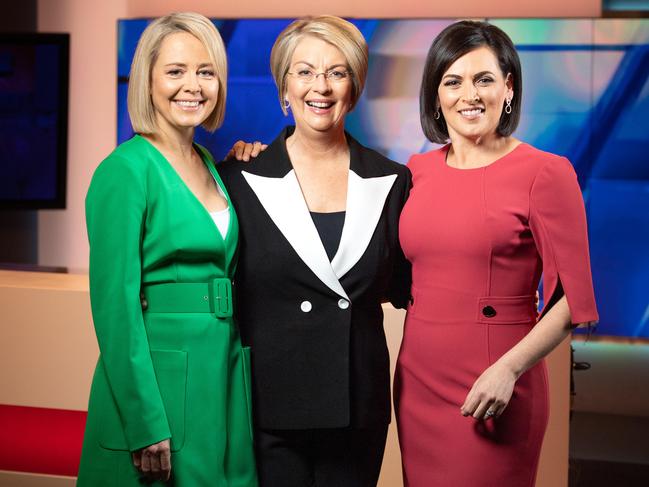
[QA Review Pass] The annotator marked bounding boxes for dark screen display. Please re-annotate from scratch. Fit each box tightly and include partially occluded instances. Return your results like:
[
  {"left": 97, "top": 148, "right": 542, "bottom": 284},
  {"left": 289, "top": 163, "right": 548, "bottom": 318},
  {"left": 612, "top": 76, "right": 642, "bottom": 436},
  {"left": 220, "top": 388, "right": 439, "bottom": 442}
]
[{"left": 0, "top": 34, "right": 69, "bottom": 209}]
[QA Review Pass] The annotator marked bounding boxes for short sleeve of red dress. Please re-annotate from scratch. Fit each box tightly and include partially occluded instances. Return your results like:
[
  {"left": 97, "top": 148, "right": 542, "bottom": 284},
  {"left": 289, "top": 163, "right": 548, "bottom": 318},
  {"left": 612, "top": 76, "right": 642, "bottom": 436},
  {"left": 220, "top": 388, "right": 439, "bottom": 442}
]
[{"left": 529, "top": 156, "right": 599, "bottom": 325}]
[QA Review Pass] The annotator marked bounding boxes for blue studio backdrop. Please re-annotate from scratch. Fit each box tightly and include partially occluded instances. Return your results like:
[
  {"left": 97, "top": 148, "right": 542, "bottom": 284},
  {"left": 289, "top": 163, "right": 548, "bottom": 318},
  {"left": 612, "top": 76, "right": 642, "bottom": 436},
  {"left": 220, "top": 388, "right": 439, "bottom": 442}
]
[{"left": 117, "top": 18, "right": 649, "bottom": 339}]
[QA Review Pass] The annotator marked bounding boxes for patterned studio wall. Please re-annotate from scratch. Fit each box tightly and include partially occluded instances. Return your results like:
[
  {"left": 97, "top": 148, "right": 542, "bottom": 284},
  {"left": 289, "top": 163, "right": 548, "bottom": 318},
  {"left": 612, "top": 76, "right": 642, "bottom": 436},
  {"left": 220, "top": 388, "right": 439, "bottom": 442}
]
[{"left": 117, "top": 19, "right": 649, "bottom": 338}]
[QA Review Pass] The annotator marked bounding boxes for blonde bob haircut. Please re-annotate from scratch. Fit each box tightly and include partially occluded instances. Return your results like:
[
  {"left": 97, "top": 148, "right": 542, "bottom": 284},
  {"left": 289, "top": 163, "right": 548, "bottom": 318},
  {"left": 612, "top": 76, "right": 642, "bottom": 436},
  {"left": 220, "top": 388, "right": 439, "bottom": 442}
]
[
  {"left": 270, "top": 15, "right": 368, "bottom": 115},
  {"left": 128, "top": 12, "right": 227, "bottom": 134}
]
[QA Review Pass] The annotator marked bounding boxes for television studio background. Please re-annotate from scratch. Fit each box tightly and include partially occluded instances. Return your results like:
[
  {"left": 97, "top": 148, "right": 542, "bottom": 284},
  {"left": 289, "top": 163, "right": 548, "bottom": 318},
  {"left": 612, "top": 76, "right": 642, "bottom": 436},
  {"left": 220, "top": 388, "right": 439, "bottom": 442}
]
[{"left": 1, "top": 1, "right": 647, "bottom": 486}]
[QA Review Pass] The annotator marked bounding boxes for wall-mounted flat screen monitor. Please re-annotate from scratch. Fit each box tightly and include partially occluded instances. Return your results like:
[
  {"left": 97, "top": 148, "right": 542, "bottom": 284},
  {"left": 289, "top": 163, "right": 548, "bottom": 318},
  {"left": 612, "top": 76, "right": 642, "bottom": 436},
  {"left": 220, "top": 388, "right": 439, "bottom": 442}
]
[
  {"left": 0, "top": 33, "right": 69, "bottom": 209},
  {"left": 117, "top": 19, "right": 649, "bottom": 339}
]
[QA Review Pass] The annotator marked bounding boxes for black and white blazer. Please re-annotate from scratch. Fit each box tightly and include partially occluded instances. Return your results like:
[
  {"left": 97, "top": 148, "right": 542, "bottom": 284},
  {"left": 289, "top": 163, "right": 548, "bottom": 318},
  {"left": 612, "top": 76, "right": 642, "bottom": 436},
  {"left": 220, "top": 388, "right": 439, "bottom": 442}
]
[{"left": 219, "top": 126, "right": 411, "bottom": 430}]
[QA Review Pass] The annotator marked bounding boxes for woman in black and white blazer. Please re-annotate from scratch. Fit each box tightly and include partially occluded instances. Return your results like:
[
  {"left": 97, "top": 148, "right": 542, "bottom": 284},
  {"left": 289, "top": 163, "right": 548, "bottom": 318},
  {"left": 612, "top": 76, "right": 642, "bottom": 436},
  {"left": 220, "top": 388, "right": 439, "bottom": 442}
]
[{"left": 219, "top": 16, "right": 410, "bottom": 487}]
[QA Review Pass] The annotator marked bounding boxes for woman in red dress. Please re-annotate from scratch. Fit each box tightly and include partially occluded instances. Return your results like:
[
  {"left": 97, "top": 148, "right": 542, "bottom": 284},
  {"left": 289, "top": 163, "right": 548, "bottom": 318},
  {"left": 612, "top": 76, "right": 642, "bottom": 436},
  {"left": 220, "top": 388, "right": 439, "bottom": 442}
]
[{"left": 395, "top": 21, "right": 598, "bottom": 486}]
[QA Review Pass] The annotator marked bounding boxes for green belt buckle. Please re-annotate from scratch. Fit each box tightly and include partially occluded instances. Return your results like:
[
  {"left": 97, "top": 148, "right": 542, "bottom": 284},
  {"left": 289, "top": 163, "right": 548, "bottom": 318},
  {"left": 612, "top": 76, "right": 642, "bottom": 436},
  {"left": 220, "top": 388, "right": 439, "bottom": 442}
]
[{"left": 210, "top": 278, "right": 233, "bottom": 319}]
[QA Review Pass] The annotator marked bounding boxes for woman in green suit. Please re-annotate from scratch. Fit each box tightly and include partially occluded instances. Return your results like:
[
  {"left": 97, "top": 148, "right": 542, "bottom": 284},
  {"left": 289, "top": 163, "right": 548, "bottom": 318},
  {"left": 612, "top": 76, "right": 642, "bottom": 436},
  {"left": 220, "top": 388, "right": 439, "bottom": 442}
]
[{"left": 77, "top": 13, "right": 257, "bottom": 486}]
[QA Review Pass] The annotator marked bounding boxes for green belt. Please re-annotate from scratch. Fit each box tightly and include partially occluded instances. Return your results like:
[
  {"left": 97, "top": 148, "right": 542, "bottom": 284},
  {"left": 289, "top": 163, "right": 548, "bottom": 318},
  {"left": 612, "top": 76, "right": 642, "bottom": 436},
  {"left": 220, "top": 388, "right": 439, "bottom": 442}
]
[{"left": 142, "top": 278, "right": 233, "bottom": 319}]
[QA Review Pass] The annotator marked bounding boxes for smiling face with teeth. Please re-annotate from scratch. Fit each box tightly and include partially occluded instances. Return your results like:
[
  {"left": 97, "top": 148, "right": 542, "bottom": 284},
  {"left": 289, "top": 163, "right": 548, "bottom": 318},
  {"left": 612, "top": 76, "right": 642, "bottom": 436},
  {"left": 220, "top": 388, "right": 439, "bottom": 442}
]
[
  {"left": 285, "top": 35, "right": 353, "bottom": 137},
  {"left": 149, "top": 32, "right": 219, "bottom": 137},
  {"left": 437, "top": 46, "right": 513, "bottom": 144}
]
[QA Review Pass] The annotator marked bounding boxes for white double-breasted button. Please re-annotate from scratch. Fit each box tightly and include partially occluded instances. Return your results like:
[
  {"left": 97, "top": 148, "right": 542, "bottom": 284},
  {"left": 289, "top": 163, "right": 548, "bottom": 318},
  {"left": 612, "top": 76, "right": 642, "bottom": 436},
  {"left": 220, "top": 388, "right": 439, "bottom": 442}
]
[
  {"left": 338, "top": 299, "right": 350, "bottom": 310},
  {"left": 300, "top": 301, "right": 312, "bottom": 312}
]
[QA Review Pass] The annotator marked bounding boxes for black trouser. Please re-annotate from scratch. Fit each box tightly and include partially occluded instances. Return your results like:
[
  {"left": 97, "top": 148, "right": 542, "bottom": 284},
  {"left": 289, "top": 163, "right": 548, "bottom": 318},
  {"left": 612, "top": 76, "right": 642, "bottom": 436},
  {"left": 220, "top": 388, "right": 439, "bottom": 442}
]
[{"left": 255, "top": 425, "right": 389, "bottom": 487}]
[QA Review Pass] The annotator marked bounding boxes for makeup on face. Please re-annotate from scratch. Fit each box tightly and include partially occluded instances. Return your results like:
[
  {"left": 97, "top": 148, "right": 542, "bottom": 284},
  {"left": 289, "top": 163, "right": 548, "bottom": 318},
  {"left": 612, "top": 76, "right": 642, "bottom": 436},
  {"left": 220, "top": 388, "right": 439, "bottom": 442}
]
[
  {"left": 285, "top": 36, "right": 353, "bottom": 135},
  {"left": 150, "top": 32, "right": 219, "bottom": 134},
  {"left": 437, "top": 46, "right": 512, "bottom": 142}
]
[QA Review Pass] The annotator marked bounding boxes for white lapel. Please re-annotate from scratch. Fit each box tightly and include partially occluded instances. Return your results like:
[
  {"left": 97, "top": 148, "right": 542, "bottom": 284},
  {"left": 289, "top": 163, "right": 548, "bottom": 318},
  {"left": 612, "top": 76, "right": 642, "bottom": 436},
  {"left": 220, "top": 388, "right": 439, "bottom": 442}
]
[
  {"left": 331, "top": 170, "right": 397, "bottom": 278},
  {"left": 242, "top": 170, "right": 349, "bottom": 300}
]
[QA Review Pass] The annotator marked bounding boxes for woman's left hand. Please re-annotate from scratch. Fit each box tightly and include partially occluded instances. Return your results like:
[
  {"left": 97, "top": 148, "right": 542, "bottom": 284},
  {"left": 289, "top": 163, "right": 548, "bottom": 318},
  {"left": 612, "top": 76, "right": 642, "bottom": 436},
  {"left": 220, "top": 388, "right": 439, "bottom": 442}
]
[
  {"left": 460, "top": 362, "right": 517, "bottom": 420},
  {"left": 225, "top": 140, "right": 267, "bottom": 161}
]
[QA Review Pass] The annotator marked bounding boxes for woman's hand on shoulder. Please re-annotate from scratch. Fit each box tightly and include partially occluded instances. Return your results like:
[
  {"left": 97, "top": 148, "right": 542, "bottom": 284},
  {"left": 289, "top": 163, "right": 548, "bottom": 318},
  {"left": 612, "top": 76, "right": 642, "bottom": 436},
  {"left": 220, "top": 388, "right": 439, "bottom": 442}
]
[
  {"left": 132, "top": 438, "right": 171, "bottom": 482},
  {"left": 224, "top": 140, "right": 267, "bottom": 162},
  {"left": 460, "top": 362, "right": 517, "bottom": 421}
]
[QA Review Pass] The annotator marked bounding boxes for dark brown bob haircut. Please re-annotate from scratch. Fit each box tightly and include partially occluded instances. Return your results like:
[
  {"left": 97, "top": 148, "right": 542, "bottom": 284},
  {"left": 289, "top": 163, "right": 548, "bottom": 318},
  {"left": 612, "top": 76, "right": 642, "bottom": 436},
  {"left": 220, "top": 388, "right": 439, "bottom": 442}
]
[{"left": 420, "top": 20, "right": 522, "bottom": 144}]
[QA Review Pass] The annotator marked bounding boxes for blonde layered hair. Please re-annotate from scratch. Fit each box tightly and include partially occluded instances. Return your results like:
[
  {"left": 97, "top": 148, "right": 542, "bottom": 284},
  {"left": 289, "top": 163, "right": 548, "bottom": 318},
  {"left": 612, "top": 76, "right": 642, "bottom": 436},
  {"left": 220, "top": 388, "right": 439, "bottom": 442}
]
[
  {"left": 128, "top": 12, "right": 227, "bottom": 133},
  {"left": 270, "top": 15, "right": 368, "bottom": 115}
]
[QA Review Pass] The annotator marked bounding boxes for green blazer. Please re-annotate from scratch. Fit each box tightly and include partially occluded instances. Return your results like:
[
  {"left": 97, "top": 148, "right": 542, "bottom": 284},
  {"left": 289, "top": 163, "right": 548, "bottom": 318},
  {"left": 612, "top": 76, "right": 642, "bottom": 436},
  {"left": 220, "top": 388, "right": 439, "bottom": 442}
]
[{"left": 77, "top": 135, "right": 257, "bottom": 486}]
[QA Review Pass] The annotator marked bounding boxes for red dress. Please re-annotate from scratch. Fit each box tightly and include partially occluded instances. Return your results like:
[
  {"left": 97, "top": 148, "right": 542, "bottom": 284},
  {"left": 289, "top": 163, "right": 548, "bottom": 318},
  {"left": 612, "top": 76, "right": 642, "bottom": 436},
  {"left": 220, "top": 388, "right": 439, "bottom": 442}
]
[{"left": 395, "top": 144, "right": 598, "bottom": 486}]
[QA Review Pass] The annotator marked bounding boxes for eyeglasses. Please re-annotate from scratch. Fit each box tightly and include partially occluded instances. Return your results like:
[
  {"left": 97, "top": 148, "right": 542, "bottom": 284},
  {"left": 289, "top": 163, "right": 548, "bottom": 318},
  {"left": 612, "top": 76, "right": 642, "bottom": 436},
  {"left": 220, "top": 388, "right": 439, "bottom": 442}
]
[{"left": 287, "top": 68, "right": 353, "bottom": 83}]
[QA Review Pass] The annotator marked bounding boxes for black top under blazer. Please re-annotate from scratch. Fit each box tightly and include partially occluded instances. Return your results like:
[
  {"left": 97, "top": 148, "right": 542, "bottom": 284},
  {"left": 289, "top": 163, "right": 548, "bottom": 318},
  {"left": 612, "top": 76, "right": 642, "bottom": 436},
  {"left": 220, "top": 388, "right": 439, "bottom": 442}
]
[{"left": 219, "top": 126, "right": 411, "bottom": 429}]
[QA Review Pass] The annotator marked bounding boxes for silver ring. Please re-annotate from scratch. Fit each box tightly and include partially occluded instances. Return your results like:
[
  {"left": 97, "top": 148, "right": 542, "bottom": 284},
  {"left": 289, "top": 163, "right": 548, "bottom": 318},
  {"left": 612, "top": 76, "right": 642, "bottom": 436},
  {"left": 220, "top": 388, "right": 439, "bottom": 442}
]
[{"left": 484, "top": 410, "right": 496, "bottom": 418}]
